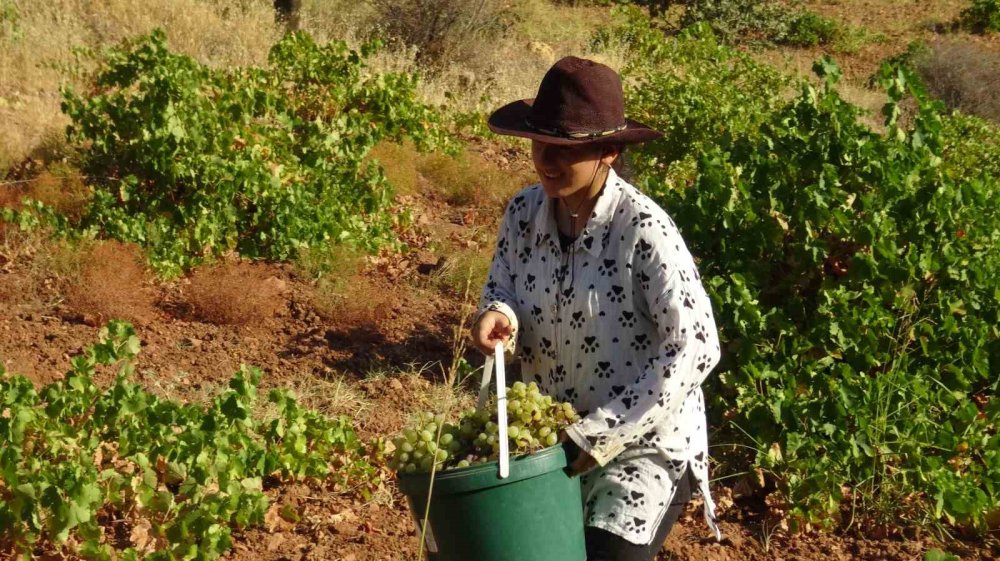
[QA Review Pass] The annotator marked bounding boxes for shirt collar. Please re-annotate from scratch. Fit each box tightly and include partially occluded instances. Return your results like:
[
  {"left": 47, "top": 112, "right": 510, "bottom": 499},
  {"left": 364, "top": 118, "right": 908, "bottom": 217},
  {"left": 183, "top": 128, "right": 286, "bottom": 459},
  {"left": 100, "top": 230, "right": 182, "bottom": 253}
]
[{"left": 532, "top": 167, "right": 624, "bottom": 258}]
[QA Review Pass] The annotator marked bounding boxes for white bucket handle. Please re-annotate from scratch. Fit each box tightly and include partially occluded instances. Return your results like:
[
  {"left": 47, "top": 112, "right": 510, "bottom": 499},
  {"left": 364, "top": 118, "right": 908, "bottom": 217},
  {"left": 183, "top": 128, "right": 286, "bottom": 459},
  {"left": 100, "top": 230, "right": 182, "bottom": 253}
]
[{"left": 478, "top": 343, "right": 510, "bottom": 479}]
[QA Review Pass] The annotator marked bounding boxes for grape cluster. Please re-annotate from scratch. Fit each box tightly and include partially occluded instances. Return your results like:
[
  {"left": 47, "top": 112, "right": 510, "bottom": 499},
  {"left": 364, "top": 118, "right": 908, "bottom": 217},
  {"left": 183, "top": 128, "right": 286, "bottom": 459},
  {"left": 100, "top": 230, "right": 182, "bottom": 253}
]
[{"left": 389, "top": 382, "right": 581, "bottom": 474}]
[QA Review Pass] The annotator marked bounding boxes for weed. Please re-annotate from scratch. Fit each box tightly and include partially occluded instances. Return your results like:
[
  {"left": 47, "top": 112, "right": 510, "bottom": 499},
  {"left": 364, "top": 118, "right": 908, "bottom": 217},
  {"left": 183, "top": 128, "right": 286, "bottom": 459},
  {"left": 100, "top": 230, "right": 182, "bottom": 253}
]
[
  {"left": 916, "top": 38, "right": 1000, "bottom": 123},
  {"left": 185, "top": 260, "right": 285, "bottom": 326},
  {"left": 428, "top": 249, "right": 492, "bottom": 298},
  {"left": 961, "top": 0, "right": 1000, "bottom": 33},
  {"left": 63, "top": 240, "right": 156, "bottom": 325},
  {"left": 368, "top": 0, "right": 518, "bottom": 68}
]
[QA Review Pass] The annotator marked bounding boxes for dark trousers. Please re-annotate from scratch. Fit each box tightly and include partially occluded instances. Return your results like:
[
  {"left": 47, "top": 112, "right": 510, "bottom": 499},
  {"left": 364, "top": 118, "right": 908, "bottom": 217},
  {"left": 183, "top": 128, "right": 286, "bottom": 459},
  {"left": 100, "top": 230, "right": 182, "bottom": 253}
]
[{"left": 584, "top": 467, "right": 693, "bottom": 561}]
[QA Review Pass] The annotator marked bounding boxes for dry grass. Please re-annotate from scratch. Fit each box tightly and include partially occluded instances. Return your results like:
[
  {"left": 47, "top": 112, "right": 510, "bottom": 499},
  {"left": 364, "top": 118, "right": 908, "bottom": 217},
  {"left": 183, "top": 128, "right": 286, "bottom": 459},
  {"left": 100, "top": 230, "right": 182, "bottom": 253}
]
[
  {"left": 917, "top": 38, "right": 1000, "bottom": 122},
  {"left": 294, "top": 243, "right": 391, "bottom": 326},
  {"left": 428, "top": 248, "right": 492, "bottom": 299},
  {"left": 185, "top": 259, "right": 286, "bottom": 326},
  {"left": 63, "top": 240, "right": 156, "bottom": 325},
  {"left": 372, "top": 140, "right": 534, "bottom": 207},
  {"left": 0, "top": 0, "right": 609, "bottom": 175},
  {"left": 0, "top": 165, "right": 90, "bottom": 220},
  {"left": 355, "top": 0, "right": 612, "bottom": 114},
  {"left": 0, "top": 0, "right": 281, "bottom": 170},
  {"left": 0, "top": 226, "right": 62, "bottom": 312}
]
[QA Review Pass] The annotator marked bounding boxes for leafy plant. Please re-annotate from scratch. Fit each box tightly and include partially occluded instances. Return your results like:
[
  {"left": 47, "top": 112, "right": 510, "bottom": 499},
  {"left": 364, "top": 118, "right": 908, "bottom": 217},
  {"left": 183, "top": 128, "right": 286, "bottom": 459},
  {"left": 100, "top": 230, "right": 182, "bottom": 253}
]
[
  {"left": 636, "top": 53, "right": 1000, "bottom": 532},
  {"left": 592, "top": 7, "right": 790, "bottom": 187},
  {"left": 632, "top": 0, "right": 842, "bottom": 47},
  {"left": 961, "top": 0, "right": 1000, "bottom": 33},
  {"left": 60, "top": 29, "right": 450, "bottom": 275},
  {"left": 0, "top": 321, "right": 378, "bottom": 559},
  {"left": 925, "top": 549, "right": 961, "bottom": 561},
  {"left": 785, "top": 11, "right": 841, "bottom": 48}
]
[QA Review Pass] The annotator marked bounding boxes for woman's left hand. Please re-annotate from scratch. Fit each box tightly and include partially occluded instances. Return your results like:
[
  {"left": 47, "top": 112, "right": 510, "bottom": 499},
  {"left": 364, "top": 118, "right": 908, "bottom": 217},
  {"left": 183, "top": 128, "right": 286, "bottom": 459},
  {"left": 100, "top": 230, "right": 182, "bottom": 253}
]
[{"left": 559, "top": 431, "right": 598, "bottom": 476}]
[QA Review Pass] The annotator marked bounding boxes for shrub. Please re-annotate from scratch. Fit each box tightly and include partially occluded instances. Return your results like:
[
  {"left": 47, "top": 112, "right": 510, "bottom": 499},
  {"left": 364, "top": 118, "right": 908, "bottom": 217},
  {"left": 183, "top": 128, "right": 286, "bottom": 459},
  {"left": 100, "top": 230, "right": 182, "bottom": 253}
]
[
  {"left": 645, "top": 58, "right": 999, "bottom": 531},
  {"left": 0, "top": 321, "right": 378, "bottom": 559},
  {"left": 915, "top": 39, "right": 1000, "bottom": 123},
  {"left": 650, "top": 0, "right": 842, "bottom": 47},
  {"left": 961, "top": 0, "right": 1000, "bottom": 33},
  {"left": 939, "top": 112, "right": 1000, "bottom": 182},
  {"left": 61, "top": 29, "right": 450, "bottom": 276},
  {"left": 785, "top": 11, "right": 841, "bottom": 48},
  {"left": 593, "top": 7, "right": 790, "bottom": 187},
  {"left": 185, "top": 260, "right": 286, "bottom": 326},
  {"left": 63, "top": 240, "right": 157, "bottom": 325},
  {"left": 369, "top": 0, "right": 518, "bottom": 67}
]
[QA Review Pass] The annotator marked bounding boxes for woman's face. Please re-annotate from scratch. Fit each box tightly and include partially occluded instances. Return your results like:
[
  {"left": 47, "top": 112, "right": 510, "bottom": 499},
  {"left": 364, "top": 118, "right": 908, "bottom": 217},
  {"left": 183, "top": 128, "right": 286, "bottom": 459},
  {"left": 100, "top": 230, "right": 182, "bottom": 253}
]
[{"left": 532, "top": 140, "right": 617, "bottom": 199}]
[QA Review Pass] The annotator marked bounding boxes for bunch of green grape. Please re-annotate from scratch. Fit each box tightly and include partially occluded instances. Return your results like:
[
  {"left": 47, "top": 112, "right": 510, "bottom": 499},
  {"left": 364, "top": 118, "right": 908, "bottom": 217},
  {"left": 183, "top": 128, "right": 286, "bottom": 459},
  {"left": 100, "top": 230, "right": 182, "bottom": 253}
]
[{"left": 389, "top": 381, "right": 581, "bottom": 474}]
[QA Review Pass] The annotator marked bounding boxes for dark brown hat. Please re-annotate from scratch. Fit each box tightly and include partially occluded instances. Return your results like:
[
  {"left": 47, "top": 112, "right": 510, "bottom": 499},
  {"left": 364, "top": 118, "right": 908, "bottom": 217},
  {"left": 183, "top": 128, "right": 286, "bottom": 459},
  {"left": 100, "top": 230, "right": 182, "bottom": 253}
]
[{"left": 488, "top": 56, "right": 662, "bottom": 145}]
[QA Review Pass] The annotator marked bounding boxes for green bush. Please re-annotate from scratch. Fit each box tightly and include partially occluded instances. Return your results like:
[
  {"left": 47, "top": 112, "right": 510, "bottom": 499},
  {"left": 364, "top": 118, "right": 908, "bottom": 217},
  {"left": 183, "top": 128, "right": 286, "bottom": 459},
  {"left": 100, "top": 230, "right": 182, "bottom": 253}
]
[
  {"left": 60, "top": 29, "right": 449, "bottom": 275},
  {"left": 654, "top": 0, "right": 841, "bottom": 47},
  {"left": 607, "top": 8, "right": 1000, "bottom": 530},
  {"left": 650, "top": 58, "right": 999, "bottom": 531},
  {"left": 939, "top": 112, "right": 1000, "bottom": 181},
  {"left": 593, "top": 7, "right": 790, "bottom": 187},
  {"left": 0, "top": 321, "right": 378, "bottom": 559},
  {"left": 785, "top": 11, "right": 841, "bottom": 47},
  {"left": 961, "top": 0, "right": 1000, "bottom": 33}
]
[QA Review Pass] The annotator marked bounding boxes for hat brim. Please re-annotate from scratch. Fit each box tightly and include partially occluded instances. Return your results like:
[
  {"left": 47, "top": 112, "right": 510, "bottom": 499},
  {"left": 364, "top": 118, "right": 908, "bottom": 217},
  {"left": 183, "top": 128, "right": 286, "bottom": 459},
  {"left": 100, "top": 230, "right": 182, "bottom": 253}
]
[{"left": 487, "top": 99, "right": 663, "bottom": 146}]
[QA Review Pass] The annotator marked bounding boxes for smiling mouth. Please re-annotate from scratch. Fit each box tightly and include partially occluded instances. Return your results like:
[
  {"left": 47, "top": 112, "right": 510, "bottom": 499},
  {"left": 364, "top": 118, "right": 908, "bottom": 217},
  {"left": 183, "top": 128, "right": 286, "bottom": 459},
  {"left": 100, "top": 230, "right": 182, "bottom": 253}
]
[{"left": 542, "top": 171, "right": 561, "bottom": 179}]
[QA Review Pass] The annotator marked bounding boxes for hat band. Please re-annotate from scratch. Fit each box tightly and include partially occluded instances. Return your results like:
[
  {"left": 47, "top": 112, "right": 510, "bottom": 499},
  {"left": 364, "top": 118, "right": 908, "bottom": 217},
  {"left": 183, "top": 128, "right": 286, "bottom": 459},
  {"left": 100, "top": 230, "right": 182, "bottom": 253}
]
[{"left": 524, "top": 117, "right": 627, "bottom": 140}]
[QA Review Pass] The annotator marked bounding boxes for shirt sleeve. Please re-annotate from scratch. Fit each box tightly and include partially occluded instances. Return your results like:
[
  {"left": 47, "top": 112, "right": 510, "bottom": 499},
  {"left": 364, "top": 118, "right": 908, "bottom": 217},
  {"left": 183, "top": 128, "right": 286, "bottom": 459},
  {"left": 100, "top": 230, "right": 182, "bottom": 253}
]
[
  {"left": 565, "top": 233, "right": 721, "bottom": 466},
  {"left": 477, "top": 198, "right": 521, "bottom": 353}
]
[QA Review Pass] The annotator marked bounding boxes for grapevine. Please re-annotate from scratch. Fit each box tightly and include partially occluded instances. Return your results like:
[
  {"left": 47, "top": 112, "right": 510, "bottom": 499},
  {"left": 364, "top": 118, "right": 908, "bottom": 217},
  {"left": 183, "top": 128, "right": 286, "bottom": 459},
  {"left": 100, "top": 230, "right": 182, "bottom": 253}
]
[{"left": 0, "top": 321, "right": 378, "bottom": 560}]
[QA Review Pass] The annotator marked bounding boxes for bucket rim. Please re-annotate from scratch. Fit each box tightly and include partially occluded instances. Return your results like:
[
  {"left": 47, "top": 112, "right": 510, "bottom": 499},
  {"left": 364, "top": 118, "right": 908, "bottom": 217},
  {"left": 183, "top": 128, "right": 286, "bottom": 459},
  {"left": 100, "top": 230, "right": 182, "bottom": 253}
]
[{"left": 396, "top": 443, "right": 572, "bottom": 496}]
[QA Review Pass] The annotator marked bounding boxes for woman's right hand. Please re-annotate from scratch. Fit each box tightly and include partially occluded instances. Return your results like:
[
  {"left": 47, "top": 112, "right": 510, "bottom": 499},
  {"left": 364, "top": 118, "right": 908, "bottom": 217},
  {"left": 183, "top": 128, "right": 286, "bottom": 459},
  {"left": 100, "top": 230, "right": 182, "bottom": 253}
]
[{"left": 471, "top": 311, "right": 513, "bottom": 356}]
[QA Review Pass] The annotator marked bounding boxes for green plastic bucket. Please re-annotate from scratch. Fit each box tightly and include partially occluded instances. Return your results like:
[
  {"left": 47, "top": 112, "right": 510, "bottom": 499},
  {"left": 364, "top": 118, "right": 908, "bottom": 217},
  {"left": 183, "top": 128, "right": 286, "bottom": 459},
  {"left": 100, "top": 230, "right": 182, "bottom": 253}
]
[{"left": 397, "top": 443, "right": 586, "bottom": 561}]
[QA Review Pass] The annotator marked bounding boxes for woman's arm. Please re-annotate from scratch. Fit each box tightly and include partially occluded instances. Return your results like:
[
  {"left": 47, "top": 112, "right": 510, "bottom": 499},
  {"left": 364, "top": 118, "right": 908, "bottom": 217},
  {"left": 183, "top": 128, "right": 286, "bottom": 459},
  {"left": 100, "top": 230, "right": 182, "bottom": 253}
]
[{"left": 565, "top": 231, "right": 721, "bottom": 466}]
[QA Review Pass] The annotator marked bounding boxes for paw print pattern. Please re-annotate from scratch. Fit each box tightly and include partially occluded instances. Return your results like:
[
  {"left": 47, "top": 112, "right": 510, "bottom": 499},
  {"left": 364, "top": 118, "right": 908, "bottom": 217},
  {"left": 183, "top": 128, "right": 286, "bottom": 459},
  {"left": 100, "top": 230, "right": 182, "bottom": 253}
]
[
  {"left": 523, "top": 274, "right": 536, "bottom": 292},
  {"left": 495, "top": 237, "right": 507, "bottom": 259},
  {"left": 693, "top": 320, "right": 708, "bottom": 343},
  {"left": 604, "top": 413, "right": 623, "bottom": 428},
  {"left": 637, "top": 270, "right": 651, "bottom": 292},
  {"left": 518, "top": 246, "right": 532, "bottom": 264},
  {"left": 539, "top": 337, "right": 556, "bottom": 359},
  {"left": 598, "top": 259, "right": 618, "bottom": 276},
  {"left": 607, "top": 285, "right": 626, "bottom": 303},
  {"left": 595, "top": 361, "right": 614, "bottom": 379},
  {"left": 636, "top": 238, "right": 654, "bottom": 261},
  {"left": 624, "top": 517, "right": 648, "bottom": 534},
  {"left": 581, "top": 336, "right": 599, "bottom": 354},
  {"left": 548, "top": 364, "right": 567, "bottom": 384},
  {"left": 619, "top": 388, "right": 639, "bottom": 410},
  {"left": 631, "top": 333, "right": 651, "bottom": 351},
  {"left": 622, "top": 466, "right": 640, "bottom": 483},
  {"left": 509, "top": 194, "right": 527, "bottom": 214},
  {"left": 619, "top": 310, "right": 636, "bottom": 328},
  {"left": 521, "top": 345, "right": 535, "bottom": 364},
  {"left": 630, "top": 211, "right": 655, "bottom": 228},
  {"left": 679, "top": 287, "right": 695, "bottom": 309},
  {"left": 570, "top": 311, "right": 586, "bottom": 329},
  {"left": 624, "top": 491, "right": 646, "bottom": 509}
]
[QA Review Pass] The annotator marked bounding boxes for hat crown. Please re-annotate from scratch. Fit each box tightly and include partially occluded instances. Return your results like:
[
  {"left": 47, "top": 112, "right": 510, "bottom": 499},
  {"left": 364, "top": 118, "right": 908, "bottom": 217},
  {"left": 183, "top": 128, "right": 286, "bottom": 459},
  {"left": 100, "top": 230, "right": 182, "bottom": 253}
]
[{"left": 526, "top": 56, "right": 626, "bottom": 136}]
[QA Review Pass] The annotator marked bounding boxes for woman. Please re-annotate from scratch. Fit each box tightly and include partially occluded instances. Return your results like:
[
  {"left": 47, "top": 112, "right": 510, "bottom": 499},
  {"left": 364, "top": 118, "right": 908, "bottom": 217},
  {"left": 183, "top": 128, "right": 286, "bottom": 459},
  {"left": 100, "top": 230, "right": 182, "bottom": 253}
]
[{"left": 471, "top": 56, "right": 722, "bottom": 561}]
